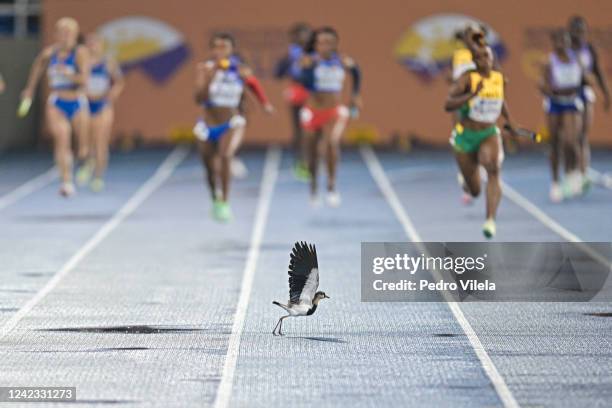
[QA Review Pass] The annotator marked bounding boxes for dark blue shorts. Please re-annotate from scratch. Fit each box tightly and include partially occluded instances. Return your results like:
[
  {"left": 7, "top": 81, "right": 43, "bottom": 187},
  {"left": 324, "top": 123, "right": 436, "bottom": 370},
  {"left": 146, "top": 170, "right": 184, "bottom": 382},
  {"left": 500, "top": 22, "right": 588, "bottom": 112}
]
[
  {"left": 544, "top": 97, "right": 584, "bottom": 115},
  {"left": 193, "top": 116, "right": 246, "bottom": 143},
  {"left": 50, "top": 95, "right": 86, "bottom": 121},
  {"left": 89, "top": 99, "right": 108, "bottom": 116}
]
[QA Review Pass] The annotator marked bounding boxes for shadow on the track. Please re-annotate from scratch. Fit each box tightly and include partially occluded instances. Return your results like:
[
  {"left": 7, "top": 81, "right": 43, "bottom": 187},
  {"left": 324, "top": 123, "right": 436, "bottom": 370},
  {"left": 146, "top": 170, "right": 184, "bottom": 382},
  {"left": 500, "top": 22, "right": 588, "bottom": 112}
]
[
  {"left": 289, "top": 336, "right": 348, "bottom": 343},
  {"left": 39, "top": 325, "right": 206, "bottom": 334},
  {"left": 15, "top": 213, "right": 115, "bottom": 223}
]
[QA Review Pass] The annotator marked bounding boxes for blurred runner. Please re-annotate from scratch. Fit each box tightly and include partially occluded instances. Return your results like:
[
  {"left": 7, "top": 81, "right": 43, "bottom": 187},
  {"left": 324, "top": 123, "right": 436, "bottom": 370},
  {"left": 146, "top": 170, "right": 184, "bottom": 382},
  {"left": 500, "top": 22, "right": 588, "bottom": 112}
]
[
  {"left": 78, "top": 32, "right": 125, "bottom": 192},
  {"left": 445, "top": 47, "right": 518, "bottom": 239},
  {"left": 450, "top": 24, "right": 494, "bottom": 206},
  {"left": 194, "top": 32, "right": 274, "bottom": 222},
  {"left": 539, "top": 29, "right": 585, "bottom": 202},
  {"left": 21, "top": 17, "right": 90, "bottom": 197},
  {"left": 0, "top": 72, "right": 5, "bottom": 94},
  {"left": 275, "top": 22, "right": 312, "bottom": 181},
  {"left": 299, "top": 26, "right": 362, "bottom": 207},
  {"left": 568, "top": 16, "right": 610, "bottom": 192}
]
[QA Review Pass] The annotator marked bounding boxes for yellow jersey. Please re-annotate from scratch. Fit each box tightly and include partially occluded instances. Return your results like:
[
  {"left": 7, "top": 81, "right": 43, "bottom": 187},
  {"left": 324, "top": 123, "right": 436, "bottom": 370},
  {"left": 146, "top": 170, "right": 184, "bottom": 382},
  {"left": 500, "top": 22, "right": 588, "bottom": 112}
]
[{"left": 467, "top": 70, "right": 504, "bottom": 124}]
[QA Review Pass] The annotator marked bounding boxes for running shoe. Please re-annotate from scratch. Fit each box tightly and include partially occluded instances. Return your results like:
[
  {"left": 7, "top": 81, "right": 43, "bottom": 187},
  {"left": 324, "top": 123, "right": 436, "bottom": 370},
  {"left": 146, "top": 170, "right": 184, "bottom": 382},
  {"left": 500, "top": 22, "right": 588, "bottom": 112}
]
[
  {"left": 482, "top": 218, "right": 496, "bottom": 239},
  {"left": 59, "top": 181, "right": 75, "bottom": 197},
  {"left": 211, "top": 200, "right": 221, "bottom": 220},
  {"left": 215, "top": 200, "right": 233, "bottom": 222},
  {"left": 90, "top": 178, "right": 105, "bottom": 193},
  {"left": 310, "top": 195, "right": 321, "bottom": 208},
  {"left": 549, "top": 183, "right": 563, "bottom": 203},
  {"left": 76, "top": 160, "right": 94, "bottom": 186},
  {"left": 582, "top": 173, "right": 592, "bottom": 194},
  {"left": 560, "top": 172, "right": 582, "bottom": 199},
  {"left": 293, "top": 162, "right": 311, "bottom": 182},
  {"left": 326, "top": 191, "right": 341, "bottom": 207}
]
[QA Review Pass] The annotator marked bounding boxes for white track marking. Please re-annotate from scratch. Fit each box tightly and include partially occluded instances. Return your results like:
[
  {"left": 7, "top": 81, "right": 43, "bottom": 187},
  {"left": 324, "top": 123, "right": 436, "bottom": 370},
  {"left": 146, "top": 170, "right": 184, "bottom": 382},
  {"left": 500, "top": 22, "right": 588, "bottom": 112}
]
[
  {"left": 501, "top": 181, "right": 580, "bottom": 242},
  {"left": 0, "top": 167, "right": 57, "bottom": 211},
  {"left": 588, "top": 167, "right": 612, "bottom": 190},
  {"left": 214, "top": 147, "right": 281, "bottom": 408},
  {"left": 361, "top": 146, "right": 520, "bottom": 408},
  {"left": 0, "top": 146, "right": 189, "bottom": 341},
  {"left": 501, "top": 180, "right": 610, "bottom": 267}
]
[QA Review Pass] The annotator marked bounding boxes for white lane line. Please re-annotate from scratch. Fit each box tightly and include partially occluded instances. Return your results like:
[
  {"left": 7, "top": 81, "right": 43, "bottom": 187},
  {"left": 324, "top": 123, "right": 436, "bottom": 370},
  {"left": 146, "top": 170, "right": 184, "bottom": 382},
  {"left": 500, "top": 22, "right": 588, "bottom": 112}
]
[
  {"left": 500, "top": 181, "right": 580, "bottom": 242},
  {"left": 360, "top": 146, "right": 520, "bottom": 408},
  {"left": 0, "top": 167, "right": 57, "bottom": 211},
  {"left": 214, "top": 147, "right": 281, "bottom": 408},
  {"left": 588, "top": 167, "right": 612, "bottom": 190},
  {"left": 0, "top": 146, "right": 190, "bottom": 342},
  {"left": 501, "top": 181, "right": 610, "bottom": 267}
]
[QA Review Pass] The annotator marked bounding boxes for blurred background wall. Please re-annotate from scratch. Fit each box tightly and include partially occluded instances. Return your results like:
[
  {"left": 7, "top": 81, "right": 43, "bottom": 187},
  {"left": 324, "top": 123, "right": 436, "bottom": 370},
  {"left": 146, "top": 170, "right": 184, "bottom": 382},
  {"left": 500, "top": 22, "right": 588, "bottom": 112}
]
[
  {"left": 2, "top": 0, "right": 611, "bottom": 148},
  {"left": 0, "top": 0, "right": 41, "bottom": 150},
  {"left": 0, "top": 38, "right": 41, "bottom": 150}
]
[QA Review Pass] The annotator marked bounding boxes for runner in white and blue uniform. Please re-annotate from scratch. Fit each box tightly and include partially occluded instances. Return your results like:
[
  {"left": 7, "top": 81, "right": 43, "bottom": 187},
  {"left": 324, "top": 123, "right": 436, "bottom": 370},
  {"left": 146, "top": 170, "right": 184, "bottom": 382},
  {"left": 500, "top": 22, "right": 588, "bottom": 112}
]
[
  {"left": 194, "top": 32, "right": 274, "bottom": 222},
  {"left": 80, "top": 32, "right": 124, "bottom": 192},
  {"left": 21, "top": 17, "right": 91, "bottom": 197},
  {"left": 568, "top": 16, "right": 611, "bottom": 191},
  {"left": 298, "top": 26, "right": 362, "bottom": 207},
  {"left": 540, "top": 28, "right": 586, "bottom": 202}
]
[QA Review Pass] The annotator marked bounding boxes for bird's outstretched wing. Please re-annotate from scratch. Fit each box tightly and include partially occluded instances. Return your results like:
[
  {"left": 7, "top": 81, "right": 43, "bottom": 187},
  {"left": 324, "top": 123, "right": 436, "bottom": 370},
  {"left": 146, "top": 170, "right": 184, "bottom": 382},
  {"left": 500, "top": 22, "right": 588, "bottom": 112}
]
[{"left": 288, "top": 241, "right": 319, "bottom": 305}]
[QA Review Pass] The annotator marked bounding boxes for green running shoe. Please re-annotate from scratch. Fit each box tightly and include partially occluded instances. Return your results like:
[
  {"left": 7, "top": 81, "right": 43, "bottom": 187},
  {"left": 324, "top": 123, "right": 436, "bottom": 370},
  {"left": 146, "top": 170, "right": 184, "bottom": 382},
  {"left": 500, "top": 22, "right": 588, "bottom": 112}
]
[
  {"left": 212, "top": 200, "right": 232, "bottom": 222},
  {"left": 212, "top": 199, "right": 222, "bottom": 220},
  {"left": 217, "top": 201, "right": 233, "bottom": 222},
  {"left": 582, "top": 176, "right": 592, "bottom": 194},
  {"left": 293, "top": 162, "right": 311, "bottom": 182}
]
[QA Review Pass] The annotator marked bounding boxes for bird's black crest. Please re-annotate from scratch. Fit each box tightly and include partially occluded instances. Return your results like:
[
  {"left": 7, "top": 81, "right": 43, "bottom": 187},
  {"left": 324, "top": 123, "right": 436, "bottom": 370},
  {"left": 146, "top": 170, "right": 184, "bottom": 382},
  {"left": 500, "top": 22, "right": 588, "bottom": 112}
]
[{"left": 287, "top": 241, "right": 318, "bottom": 303}]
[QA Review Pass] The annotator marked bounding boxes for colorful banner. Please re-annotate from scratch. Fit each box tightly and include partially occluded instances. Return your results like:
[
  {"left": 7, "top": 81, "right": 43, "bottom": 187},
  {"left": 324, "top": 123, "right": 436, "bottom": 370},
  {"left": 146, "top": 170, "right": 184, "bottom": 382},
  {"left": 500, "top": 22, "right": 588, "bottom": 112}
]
[{"left": 43, "top": 0, "right": 612, "bottom": 146}]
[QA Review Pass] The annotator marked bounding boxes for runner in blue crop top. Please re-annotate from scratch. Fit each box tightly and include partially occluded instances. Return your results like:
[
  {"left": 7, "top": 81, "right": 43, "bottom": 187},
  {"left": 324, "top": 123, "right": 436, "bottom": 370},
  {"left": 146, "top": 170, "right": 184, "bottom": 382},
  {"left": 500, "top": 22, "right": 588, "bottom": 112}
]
[
  {"left": 194, "top": 32, "right": 274, "bottom": 222},
  {"left": 568, "top": 16, "right": 610, "bottom": 193},
  {"left": 79, "top": 32, "right": 125, "bottom": 192},
  {"left": 21, "top": 17, "right": 91, "bottom": 197}
]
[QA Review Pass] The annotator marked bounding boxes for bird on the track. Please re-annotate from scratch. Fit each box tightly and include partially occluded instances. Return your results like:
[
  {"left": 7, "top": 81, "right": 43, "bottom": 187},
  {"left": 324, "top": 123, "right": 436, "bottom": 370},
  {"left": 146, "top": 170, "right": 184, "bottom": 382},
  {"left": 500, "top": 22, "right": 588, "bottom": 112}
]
[{"left": 272, "top": 241, "right": 329, "bottom": 336}]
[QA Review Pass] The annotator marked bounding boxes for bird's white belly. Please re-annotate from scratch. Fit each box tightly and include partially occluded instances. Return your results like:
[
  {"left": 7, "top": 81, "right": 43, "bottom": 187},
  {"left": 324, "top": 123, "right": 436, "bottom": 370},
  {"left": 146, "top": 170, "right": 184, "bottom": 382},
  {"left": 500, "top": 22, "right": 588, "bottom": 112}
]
[{"left": 289, "top": 303, "right": 311, "bottom": 316}]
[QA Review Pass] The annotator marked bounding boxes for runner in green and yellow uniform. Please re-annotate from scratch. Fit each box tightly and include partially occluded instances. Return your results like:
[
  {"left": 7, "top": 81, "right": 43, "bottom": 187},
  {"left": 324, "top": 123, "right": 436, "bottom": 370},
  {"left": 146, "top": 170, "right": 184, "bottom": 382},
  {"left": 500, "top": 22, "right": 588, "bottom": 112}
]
[{"left": 445, "top": 47, "right": 517, "bottom": 239}]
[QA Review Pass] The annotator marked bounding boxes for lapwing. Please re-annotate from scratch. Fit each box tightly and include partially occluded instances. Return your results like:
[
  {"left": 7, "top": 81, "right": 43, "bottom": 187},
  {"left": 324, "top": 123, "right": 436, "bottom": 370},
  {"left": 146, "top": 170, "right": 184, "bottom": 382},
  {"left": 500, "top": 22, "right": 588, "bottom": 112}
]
[{"left": 272, "top": 241, "right": 329, "bottom": 336}]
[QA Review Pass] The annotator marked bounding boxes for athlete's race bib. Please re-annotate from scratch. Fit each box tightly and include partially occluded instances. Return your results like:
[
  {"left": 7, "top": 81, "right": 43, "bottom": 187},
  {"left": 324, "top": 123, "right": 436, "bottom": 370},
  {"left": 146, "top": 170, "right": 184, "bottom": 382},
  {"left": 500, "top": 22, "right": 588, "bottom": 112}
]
[
  {"left": 208, "top": 70, "right": 243, "bottom": 108},
  {"left": 314, "top": 64, "right": 345, "bottom": 92}
]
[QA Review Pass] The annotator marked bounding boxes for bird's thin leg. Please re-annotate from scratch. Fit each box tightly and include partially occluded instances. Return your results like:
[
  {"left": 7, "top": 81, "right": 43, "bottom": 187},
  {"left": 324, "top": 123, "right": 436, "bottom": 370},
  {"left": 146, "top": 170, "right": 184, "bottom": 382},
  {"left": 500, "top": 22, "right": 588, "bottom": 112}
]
[
  {"left": 278, "top": 316, "right": 288, "bottom": 336},
  {"left": 272, "top": 318, "right": 282, "bottom": 336}
]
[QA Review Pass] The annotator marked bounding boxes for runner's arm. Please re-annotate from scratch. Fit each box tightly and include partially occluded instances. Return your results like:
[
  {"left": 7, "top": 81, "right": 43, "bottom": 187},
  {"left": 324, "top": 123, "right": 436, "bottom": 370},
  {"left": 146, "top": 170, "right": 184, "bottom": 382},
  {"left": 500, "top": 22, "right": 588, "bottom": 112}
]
[
  {"left": 444, "top": 73, "right": 479, "bottom": 111},
  {"left": 589, "top": 44, "right": 610, "bottom": 110},
  {"left": 108, "top": 59, "right": 125, "bottom": 103},
  {"left": 21, "top": 46, "right": 53, "bottom": 100}
]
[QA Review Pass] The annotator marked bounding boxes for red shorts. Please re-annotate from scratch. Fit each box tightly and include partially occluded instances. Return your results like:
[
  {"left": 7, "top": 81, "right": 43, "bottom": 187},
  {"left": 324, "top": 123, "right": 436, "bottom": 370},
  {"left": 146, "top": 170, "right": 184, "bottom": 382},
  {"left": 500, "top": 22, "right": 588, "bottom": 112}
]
[
  {"left": 284, "top": 82, "right": 309, "bottom": 106},
  {"left": 300, "top": 105, "right": 349, "bottom": 132}
]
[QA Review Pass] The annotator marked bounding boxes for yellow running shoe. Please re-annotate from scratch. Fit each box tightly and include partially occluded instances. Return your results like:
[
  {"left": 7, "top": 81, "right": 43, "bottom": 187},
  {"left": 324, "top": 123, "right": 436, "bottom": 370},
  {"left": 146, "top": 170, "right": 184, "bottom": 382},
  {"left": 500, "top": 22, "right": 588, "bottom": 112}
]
[
  {"left": 90, "top": 178, "right": 105, "bottom": 193},
  {"left": 482, "top": 218, "right": 496, "bottom": 239},
  {"left": 76, "top": 160, "right": 94, "bottom": 186}
]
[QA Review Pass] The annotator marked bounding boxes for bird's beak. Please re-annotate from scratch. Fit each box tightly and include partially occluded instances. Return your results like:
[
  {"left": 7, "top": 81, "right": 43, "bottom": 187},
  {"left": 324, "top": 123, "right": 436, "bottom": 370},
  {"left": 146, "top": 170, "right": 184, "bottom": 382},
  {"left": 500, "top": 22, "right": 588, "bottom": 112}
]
[{"left": 325, "top": 294, "right": 330, "bottom": 299}]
